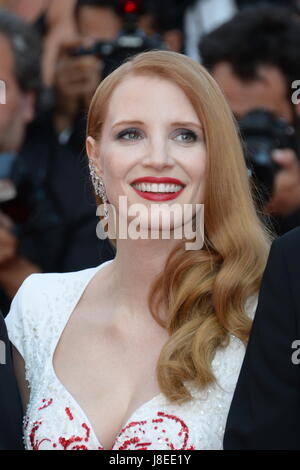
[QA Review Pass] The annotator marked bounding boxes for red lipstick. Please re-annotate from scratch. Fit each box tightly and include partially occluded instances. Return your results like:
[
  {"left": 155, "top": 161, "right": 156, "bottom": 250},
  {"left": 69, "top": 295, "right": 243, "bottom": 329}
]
[
  {"left": 131, "top": 176, "right": 185, "bottom": 185},
  {"left": 130, "top": 176, "right": 185, "bottom": 201}
]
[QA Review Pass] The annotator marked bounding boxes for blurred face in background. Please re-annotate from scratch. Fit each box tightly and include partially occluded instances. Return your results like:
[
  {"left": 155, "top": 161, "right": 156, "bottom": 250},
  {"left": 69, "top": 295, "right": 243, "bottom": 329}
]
[
  {"left": 77, "top": 4, "right": 156, "bottom": 41},
  {"left": 0, "top": 34, "right": 34, "bottom": 153},
  {"left": 211, "top": 61, "right": 294, "bottom": 123},
  {"left": 53, "top": 5, "right": 124, "bottom": 121},
  {"left": 77, "top": 5, "right": 123, "bottom": 40}
]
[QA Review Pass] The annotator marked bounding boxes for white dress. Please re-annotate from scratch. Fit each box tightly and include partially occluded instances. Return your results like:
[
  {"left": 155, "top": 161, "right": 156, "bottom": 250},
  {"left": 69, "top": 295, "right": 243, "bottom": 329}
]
[{"left": 5, "top": 259, "right": 257, "bottom": 450}]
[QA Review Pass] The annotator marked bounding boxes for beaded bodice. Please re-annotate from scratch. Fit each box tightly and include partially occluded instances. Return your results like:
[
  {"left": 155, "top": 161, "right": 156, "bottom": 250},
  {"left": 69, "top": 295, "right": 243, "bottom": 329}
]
[{"left": 5, "top": 260, "right": 257, "bottom": 450}]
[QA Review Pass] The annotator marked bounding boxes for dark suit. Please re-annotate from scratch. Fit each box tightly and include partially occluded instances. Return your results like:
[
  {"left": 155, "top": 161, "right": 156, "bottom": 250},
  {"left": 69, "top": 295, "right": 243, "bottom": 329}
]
[
  {"left": 0, "top": 313, "right": 23, "bottom": 449},
  {"left": 224, "top": 227, "right": 300, "bottom": 450}
]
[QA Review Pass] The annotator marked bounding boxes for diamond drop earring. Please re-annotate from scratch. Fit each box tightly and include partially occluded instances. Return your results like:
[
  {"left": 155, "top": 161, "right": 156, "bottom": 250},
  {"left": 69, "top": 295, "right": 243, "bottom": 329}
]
[{"left": 88, "top": 162, "right": 109, "bottom": 220}]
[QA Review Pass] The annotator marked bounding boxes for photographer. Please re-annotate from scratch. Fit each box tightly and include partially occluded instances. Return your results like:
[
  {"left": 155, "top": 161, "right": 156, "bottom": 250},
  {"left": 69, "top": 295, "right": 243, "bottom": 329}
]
[
  {"left": 199, "top": 6, "right": 300, "bottom": 234},
  {"left": 0, "top": 11, "right": 42, "bottom": 312},
  {"left": 0, "top": 10, "right": 40, "bottom": 449},
  {"left": 1, "top": 0, "right": 77, "bottom": 86},
  {"left": 52, "top": 0, "right": 124, "bottom": 140},
  {"left": 52, "top": 0, "right": 169, "bottom": 137}
]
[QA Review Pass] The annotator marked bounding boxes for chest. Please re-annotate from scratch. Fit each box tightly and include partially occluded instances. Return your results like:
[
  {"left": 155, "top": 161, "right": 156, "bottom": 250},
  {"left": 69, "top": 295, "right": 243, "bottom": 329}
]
[
  {"left": 52, "top": 313, "right": 170, "bottom": 449},
  {"left": 25, "top": 367, "right": 229, "bottom": 451},
  {"left": 24, "top": 326, "right": 242, "bottom": 450}
]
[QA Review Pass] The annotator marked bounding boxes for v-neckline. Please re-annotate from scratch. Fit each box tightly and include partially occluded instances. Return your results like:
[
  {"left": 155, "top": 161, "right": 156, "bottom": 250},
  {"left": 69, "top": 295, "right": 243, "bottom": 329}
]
[
  {"left": 49, "top": 259, "right": 164, "bottom": 450},
  {"left": 49, "top": 363, "right": 163, "bottom": 450}
]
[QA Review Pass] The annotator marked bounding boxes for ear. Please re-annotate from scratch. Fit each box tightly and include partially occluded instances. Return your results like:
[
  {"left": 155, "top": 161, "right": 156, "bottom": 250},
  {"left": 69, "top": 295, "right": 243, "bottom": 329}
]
[{"left": 86, "top": 136, "right": 103, "bottom": 175}]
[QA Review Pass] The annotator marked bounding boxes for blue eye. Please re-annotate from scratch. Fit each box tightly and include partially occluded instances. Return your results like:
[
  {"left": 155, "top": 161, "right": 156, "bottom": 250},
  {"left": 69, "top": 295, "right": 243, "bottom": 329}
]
[
  {"left": 174, "top": 129, "right": 198, "bottom": 143},
  {"left": 116, "top": 128, "right": 143, "bottom": 140}
]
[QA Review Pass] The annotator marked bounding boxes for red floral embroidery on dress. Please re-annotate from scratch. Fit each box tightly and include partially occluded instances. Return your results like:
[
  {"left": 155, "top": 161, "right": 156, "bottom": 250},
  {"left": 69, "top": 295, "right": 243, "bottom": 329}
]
[
  {"left": 38, "top": 399, "right": 53, "bottom": 410},
  {"left": 29, "top": 400, "right": 96, "bottom": 450},
  {"left": 28, "top": 400, "right": 195, "bottom": 450},
  {"left": 112, "top": 411, "right": 196, "bottom": 450},
  {"left": 29, "top": 399, "right": 54, "bottom": 449},
  {"left": 65, "top": 407, "right": 74, "bottom": 421},
  {"left": 58, "top": 424, "right": 90, "bottom": 451},
  {"left": 30, "top": 420, "right": 51, "bottom": 450}
]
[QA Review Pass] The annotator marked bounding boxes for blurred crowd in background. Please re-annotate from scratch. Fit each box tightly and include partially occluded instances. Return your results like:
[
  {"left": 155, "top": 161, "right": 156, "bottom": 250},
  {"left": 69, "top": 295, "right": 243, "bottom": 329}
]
[{"left": 1, "top": 0, "right": 300, "bottom": 315}]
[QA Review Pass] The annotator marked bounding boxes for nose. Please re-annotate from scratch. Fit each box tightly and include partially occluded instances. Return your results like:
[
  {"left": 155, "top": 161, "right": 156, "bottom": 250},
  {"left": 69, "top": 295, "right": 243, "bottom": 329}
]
[{"left": 141, "top": 137, "right": 175, "bottom": 170}]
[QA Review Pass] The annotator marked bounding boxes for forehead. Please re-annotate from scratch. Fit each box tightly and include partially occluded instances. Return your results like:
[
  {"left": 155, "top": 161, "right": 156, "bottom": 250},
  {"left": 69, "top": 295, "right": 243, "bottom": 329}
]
[{"left": 105, "top": 75, "right": 199, "bottom": 123}]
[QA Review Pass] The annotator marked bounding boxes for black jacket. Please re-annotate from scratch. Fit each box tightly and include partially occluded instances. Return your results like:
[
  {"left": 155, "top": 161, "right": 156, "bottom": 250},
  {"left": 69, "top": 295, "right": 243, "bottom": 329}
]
[
  {"left": 0, "top": 313, "right": 24, "bottom": 450},
  {"left": 224, "top": 227, "right": 300, "bottom": 450}
]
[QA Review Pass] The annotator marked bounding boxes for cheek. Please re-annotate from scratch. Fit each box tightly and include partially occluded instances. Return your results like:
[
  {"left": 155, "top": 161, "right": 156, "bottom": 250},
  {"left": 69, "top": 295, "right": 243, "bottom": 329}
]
[
  {"left": 100, "top": 146, "right": 131, "bottom": 201},
  {"left": 186, "top": 146, "right": 207, "bottom": 182},
  {"left": 102, "top": 154, "right": 127, "bottom": 183},
  {"left": 99, "top": 141, "right": 121, "bottom": 176},
  {"left": 184, "top": 148, "right": 207, "bottom": 204},
  {"left": 100, "top": 140, "right": 140, "bottom": 180}
]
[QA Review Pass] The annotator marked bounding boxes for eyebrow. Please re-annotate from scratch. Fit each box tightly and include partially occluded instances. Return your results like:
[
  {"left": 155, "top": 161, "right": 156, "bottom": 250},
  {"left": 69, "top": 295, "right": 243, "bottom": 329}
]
[{"left": 111, "top": 120, "right": 203, "bottom": 130}]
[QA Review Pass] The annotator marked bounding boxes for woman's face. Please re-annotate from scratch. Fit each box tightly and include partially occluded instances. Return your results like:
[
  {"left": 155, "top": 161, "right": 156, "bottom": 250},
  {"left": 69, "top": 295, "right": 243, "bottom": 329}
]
[{"left": 87, "top": 74, "right": 207, "bottom": 236}]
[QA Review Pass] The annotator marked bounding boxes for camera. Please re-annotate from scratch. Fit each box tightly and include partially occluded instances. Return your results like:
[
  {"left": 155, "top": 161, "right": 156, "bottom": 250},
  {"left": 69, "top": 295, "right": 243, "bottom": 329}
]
[
  {"left": 72, "top": 0, "right": 166, "bottom": 78},
  {"left": 238, "top": 109, "right": 296, "bottom": 201}
]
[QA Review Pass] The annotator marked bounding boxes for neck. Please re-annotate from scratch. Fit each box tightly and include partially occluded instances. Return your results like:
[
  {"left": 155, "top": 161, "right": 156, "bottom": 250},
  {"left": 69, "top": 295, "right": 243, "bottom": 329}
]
[{"left": 108, "top": 237, "right": 181, "bottom": 322}]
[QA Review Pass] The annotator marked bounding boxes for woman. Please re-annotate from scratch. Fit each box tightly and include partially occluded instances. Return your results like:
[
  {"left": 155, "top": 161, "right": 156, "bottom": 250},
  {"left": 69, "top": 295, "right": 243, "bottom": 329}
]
[{"left": 5, "top": 50, "right": 272, "bottom": 450}]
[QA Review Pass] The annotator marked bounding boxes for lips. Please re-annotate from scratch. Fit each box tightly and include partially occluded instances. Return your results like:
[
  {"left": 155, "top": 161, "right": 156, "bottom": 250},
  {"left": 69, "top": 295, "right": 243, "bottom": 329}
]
[
  {"left": 130, "top": 176, "right": 185, "bottom": 186},
  {"left": 130, "top": 176, "right": 186, "bottom": 201}
]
